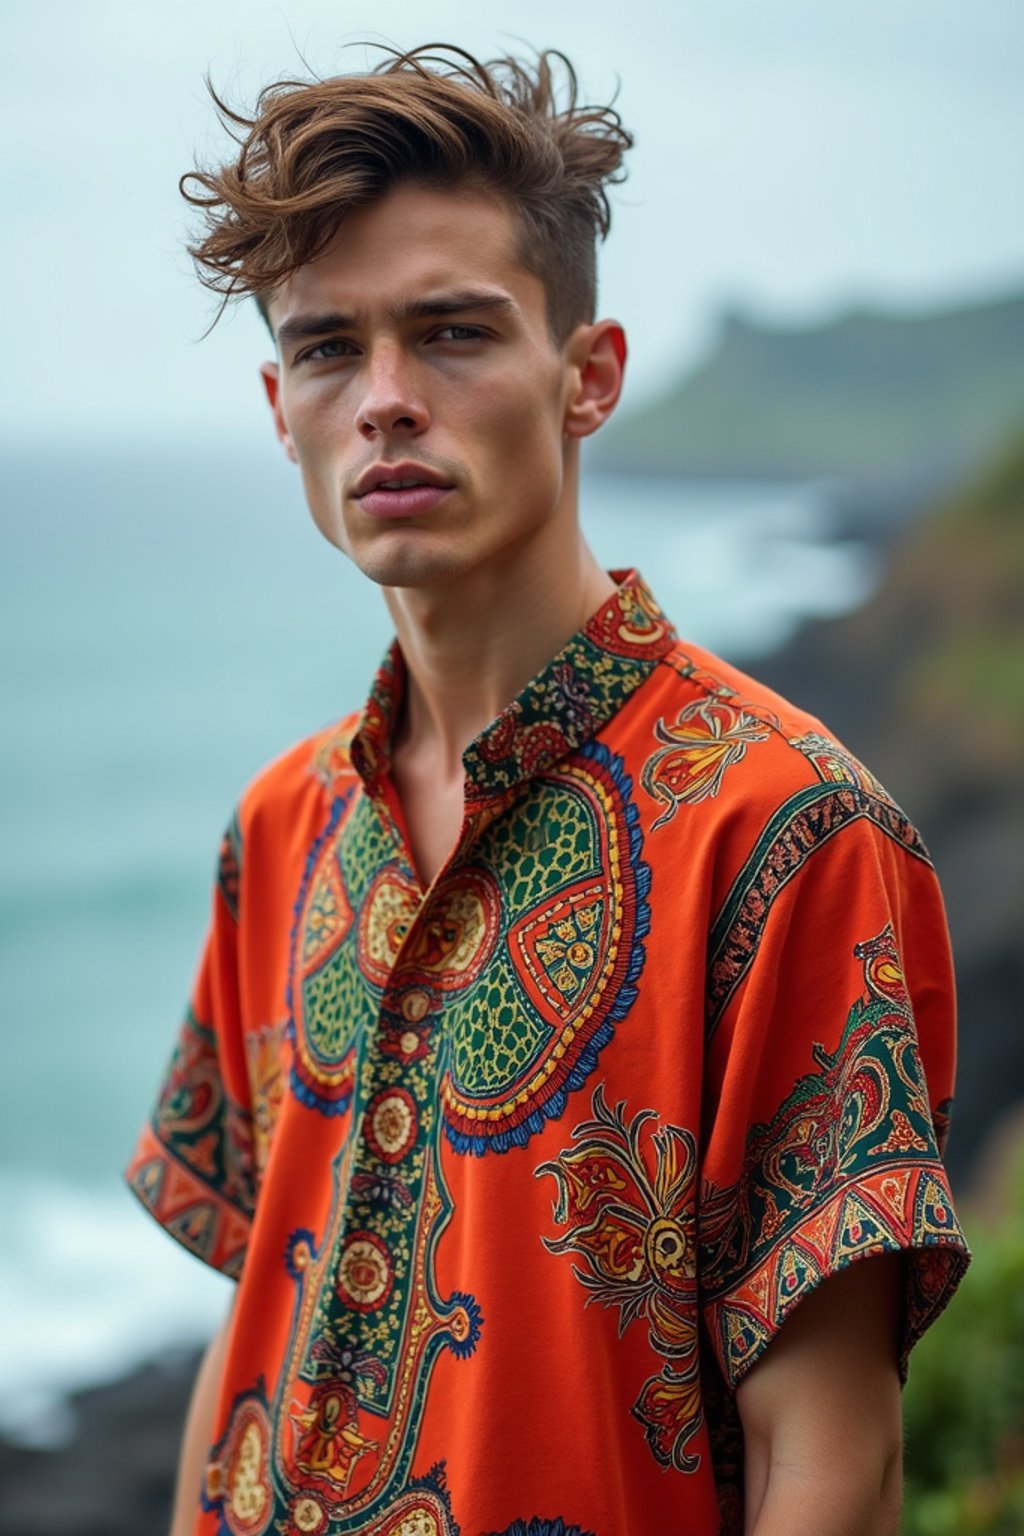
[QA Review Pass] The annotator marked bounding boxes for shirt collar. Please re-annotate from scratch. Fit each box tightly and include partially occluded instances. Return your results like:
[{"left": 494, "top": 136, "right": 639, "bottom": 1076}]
[{"left": 351, "top": 570, "right": 677, "bottom": 808}]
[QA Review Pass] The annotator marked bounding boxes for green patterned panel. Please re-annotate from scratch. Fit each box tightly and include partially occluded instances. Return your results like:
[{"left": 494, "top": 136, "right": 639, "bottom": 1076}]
[
  {"left": 339, "top": 795, "right": 397, "bottom": 909},
  {"left": 446, "top": 962, "right": 543, "bottom": 1096},
  {"left": 303, "top": 948, "right": 373, "bottom": 1063},
  {"left": 444, "top": 778, "right": 605, "bottom": 1098},
  {"left": 480, "top": 780, "right": 602, "bottom": 911}
]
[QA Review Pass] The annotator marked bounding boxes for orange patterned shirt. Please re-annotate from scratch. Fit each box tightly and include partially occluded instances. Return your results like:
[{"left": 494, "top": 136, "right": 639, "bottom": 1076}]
[{"left": 127, "top": 570, "right": 968, "bottom": 1536}]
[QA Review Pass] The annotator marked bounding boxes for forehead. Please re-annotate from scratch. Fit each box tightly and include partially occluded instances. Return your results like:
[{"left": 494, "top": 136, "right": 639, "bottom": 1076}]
[{"left": 270, "top": 182, "right": 543, "bottom": 326}]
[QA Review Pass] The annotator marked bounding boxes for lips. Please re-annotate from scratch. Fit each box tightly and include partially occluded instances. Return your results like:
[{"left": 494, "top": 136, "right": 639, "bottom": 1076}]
[
  {"left": 353, "top": 461, "right": 454, "bottom": 520},
  {"left": 353, "top": 462, "right": 453, "bottom": 499}
]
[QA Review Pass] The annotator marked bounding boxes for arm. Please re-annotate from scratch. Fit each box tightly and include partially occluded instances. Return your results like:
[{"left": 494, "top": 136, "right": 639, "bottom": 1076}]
[
  {"left": 736, "top": 1253, "right": 904, "bottom": 1536},
  {"left": 169, "top": 1301, "right": 234, "bottom": 1536}
]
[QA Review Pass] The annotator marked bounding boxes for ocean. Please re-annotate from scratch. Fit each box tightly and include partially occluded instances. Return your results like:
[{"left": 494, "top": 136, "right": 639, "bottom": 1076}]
[{"left": 0, "top": 442, "right": 878, "bottom": 1444}]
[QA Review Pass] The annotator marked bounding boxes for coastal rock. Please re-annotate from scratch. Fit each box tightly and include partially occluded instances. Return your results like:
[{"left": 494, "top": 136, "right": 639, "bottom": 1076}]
[
  {"left": 753, "top": 432, "right": 1024, "bottom": 1191},
  {"left": 0, "top": 1353, "right": 196, "bottom": 1536}
]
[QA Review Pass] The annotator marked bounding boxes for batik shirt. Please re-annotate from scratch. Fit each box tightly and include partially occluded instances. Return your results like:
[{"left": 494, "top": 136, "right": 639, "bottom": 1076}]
[{"left": 127, "top": 571, "right": 969, "bottom": 1536}]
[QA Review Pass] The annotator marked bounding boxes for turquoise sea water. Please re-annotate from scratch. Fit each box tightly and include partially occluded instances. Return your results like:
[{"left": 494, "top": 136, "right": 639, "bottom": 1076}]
[{"left": 0, "top": 441, "right": 877, "bottom": 1442}]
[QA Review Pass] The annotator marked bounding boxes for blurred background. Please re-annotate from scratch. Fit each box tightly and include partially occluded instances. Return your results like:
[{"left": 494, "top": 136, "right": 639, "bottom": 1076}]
[{"left": 1, "top": 2, "right": 1022, "bottom": 1531}]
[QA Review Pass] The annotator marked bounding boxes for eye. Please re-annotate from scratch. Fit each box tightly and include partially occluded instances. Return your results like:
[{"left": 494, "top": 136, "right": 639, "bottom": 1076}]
[
  {"left": 299, "top": 338, "right": 359, "bottom": 363},
  {"left": 432, "top": 324, "right": 486, "bottom": 343}
]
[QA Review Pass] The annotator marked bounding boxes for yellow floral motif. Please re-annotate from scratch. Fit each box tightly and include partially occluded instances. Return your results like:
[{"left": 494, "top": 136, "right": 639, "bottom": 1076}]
[{"left": 641, "top": 699, "right": 771, "bottom": 828}]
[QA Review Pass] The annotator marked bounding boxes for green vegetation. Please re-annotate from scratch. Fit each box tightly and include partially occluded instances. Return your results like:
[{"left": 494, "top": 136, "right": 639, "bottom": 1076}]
[
  {"left": 902, "top": 1151, "right": 1024, "bottom": 1534},
  {"left": 900, "top": 427, "right": 1024, "bottom": 763},
  {"left": 595, "top": 291, "right": 1024, "bottom": 483},
  {"left": 895, "top": 429, "right": 1024, "bottom": 1527}
]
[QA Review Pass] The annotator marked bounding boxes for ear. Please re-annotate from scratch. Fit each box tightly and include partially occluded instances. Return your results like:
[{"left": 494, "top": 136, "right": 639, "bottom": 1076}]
[
  {"left": 562, "top": 320, "right": 627, "bottom": 440},
  {"left": 259, "top": 360, "right": 298, "bottom": 463}
]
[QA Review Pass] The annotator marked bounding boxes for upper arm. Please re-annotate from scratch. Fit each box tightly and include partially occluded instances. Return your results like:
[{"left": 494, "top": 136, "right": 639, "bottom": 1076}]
[{"left": 736, "top": 1253, "right": 904, "bottom": 1536}]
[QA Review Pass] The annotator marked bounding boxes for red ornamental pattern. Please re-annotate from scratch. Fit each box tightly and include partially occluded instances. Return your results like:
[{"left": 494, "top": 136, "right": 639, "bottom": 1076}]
[
  {"left": 537, "top": 1086, "right": 704, "bottom": 1473},
  {"left": 125, "top": 571, "right": 968, "bottom": 1535},
  {"left": 700, "top": 926, "right": 969, "bottom": 1386},
  {"left": 641, "top": 699, "right": 772, "bottom": 828},
  {"left": 540, "top": 927, "right": 969, "bottom": 1484}
]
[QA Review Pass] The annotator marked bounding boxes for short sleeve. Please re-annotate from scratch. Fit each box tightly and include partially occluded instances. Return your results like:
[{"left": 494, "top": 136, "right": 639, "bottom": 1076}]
[
  {"left": 698, "top": 804, "right": 970, "bottom": 1389},
  {"left": 125, "top": 810, "right": 255, "bottom": 1279}
]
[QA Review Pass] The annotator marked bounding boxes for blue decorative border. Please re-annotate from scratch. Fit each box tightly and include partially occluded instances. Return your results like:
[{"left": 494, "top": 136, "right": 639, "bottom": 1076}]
[{"left": 443, "top": 739, "right": 651, "bottom": 1157}]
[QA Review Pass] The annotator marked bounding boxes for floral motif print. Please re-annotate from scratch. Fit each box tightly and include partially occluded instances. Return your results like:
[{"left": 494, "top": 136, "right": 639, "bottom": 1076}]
[
  {"left": 641, "top": 699, "right": 771, "bottom": 828},
  {"left": 537, "top": 1086, "right": 704, "bottom": 1473}
]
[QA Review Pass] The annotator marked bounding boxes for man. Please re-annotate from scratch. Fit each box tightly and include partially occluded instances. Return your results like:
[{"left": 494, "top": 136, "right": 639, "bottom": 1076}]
[{"left": 127, "top": 45, "right": 969, "bottom": 1536}]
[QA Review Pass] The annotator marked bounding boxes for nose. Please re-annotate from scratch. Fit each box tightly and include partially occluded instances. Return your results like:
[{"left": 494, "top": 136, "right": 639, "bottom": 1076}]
[{"left": 356, "top": 343, "right": 430, "bottom": 440}]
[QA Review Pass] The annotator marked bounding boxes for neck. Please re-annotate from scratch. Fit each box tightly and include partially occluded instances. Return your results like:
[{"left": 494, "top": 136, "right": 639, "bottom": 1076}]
[{"left": 383, "top": 486, "right": 615, "bottom": 778}]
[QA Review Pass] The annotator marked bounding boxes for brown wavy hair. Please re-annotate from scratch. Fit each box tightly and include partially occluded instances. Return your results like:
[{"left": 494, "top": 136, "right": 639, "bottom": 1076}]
[{"left": 181, "top": 44, "right": 633, "bottom": 342}]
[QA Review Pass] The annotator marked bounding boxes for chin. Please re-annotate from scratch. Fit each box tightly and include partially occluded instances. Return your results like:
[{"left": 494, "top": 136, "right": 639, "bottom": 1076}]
[{"left": 350, "top": 538, "right": 470, "bottom": 592}]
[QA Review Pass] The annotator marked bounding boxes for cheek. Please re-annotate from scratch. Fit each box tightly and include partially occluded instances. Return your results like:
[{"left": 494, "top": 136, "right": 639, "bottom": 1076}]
[
  {"left": 475, "top": 366, "right": 566, "bottom": 466},
  {"left": 286, "top": 389, "right": 344, "bottom": 467},
  {"left": 284, "top": 391, "right": 352, "bottom": 516},
  {"left": 290, "top": 426, "right": 355, "bottom": 555}
]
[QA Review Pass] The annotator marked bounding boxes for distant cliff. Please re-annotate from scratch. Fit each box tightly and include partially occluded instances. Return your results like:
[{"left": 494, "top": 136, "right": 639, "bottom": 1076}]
[
  {"left": 596, "top": 289, "right": 1024, "bottom": 488},
  {"left": 752, "top": 428, "right": 1024, "bottom": 1188}
]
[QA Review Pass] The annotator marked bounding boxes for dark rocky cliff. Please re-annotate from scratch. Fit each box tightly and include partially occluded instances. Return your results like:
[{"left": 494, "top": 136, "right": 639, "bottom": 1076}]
[{"left": 753, "top": 431, "right": 1024, "bottom": 1189}]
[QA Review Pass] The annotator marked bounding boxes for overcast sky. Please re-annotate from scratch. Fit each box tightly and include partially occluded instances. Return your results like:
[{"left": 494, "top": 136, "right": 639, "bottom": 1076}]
[{"left": 3, "top": 0, "right": 1023, "bottom": 447}]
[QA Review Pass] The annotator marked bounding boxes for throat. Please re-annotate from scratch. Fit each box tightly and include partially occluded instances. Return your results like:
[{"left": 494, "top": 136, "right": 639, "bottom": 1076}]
[{"left": 388, "top": 747, "right": 465, "bottom": 891}]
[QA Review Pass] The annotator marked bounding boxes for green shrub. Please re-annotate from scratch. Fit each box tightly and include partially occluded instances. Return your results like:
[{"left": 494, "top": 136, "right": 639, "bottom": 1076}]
[{"left": 902, "top": 1153, "right": 1024, "bottom": 1534}]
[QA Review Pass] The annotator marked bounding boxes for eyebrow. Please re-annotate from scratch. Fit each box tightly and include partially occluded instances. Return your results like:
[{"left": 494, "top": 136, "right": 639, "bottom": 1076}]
[{"left": 275, "top": 291, "right": 518, "bottom": 349}]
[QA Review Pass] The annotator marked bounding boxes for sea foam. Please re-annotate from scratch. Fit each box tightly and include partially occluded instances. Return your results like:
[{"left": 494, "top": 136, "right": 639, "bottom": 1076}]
[{"left": 0, "top": 1172, "right": 231, "bottom": 1448}]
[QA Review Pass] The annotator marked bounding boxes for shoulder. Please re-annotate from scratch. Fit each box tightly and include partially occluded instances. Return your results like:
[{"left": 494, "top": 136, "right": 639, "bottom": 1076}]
[
  {"left": 625, "top": 636, "right": 911, "bottom": 835},
  {"left": 654, "top": 636, "right": 867, "bottom": 766}
]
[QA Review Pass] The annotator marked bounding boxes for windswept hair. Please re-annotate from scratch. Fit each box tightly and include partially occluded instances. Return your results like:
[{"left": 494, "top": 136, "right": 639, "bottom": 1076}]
[{"left": 182, "top": 44, "right": 633, "bottom": 341}]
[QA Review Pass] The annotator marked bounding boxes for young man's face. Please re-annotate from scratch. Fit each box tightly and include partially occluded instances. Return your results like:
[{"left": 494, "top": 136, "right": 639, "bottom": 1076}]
[{"left": 261, "top": 182, "right": 619, "bottom": 591}]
